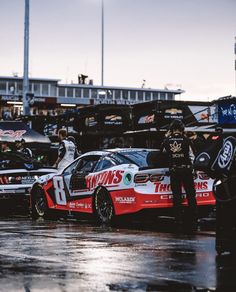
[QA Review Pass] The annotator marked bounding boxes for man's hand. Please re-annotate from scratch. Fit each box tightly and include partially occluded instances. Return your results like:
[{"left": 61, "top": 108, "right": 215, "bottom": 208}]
[{"left": 165, "top": 130, "right": 172, "bottom": 138}]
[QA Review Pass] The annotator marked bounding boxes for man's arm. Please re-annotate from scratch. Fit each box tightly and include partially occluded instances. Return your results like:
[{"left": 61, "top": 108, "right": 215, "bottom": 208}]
[
  {"left": 54, "top": 157, "right": 62, "bottom": 168},
  {"left": 188, "top": 139, "right": 195, "bottom": 164},
  {"left": 160, "top": 138, "right": 167, "bottom": 153},
  {"left": 26, "top": 148, "right": 33, "bottom": 158},
  {"left": 54, "top": 142, "right": 66, "bottom": 168}
]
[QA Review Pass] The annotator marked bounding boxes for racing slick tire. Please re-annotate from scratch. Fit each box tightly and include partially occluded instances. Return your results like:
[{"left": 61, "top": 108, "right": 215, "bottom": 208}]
[
  {"left": 31, "top": 185, "right": 51, "bottom": 219},
  {"left": 93, "top": 187, "right": 115, "bottom": 225}
]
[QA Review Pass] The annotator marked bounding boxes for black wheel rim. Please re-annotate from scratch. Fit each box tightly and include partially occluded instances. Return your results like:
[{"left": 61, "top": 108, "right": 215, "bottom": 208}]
[
  {"left": 35, "top": 188, "right": 47, "bottom": 217},
  {"left": 95, "top": 190, "right": 113, "bottom": 222}
]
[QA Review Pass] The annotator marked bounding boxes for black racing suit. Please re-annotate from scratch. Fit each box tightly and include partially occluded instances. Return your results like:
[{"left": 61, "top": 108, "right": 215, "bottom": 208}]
[
  {"left": 161, "top": 133, "right": 197, "bottom": 224},
  {"left": 17, "top": 147, "right": 32, "bottom": 158}
]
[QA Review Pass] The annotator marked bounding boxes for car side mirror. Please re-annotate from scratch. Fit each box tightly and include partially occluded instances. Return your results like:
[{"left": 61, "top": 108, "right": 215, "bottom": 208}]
[{"left": 71, "top": 168, "right": 76, "bottom": 175}]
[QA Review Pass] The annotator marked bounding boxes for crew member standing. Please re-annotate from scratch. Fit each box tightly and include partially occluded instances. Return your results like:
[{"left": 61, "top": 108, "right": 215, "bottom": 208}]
[
  {"left": 67, "top": 136, "right": 80, "bottom": 159},
  {"left": 1, "top": 141, "right": 11, "bottom": 152},
  {"left": 15, "top": 139, "right": 32, "bottom": 158},
  {"left": 161, "top": 119, "right": 197, "bottom": 227},
  {"left": 54, "top": 129, "right": 76, "bottom": 170}
]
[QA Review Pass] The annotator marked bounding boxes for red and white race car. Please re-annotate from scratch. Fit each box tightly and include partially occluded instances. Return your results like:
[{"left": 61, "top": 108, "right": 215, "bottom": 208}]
[{"left": 30, "top": 148, "right": 215, "bottom": 223}]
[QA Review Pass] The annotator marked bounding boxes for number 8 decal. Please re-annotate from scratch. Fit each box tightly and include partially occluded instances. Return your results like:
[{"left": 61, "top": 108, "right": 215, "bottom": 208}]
[{"left": 53, "top": 176, "right": 67, "bottom": 205}]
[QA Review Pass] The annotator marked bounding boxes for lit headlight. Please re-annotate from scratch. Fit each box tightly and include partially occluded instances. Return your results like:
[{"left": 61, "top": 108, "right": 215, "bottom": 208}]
[{"left": 215, "top": 179, "right": 222, "bottom": 186}]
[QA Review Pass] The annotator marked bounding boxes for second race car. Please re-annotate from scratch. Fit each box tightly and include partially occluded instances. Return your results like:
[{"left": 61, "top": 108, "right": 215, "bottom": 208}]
[
  {"left": 30, "top": 148, "right": 215, "bottom": 223},
  {"left": 0, "top": 151, "right": 57, "bottom": 207}
]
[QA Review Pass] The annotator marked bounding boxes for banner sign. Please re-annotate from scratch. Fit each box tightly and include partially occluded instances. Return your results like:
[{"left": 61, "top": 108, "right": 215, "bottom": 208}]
[
  {"left": 0, "top": 121, "right": 50, "bottom": 144},
  {"left": 0, "top": 129, "right": 26, "bottom": 139},
  {"left": 0, "top": 95, "right": 21, "bottom": 101},
  {"left": 85, "top": 116, "right": 98, "bottom": 128},
  {"left": 188, "top": 105, "right": 216, "bottom": 123},
  {"left": 138, "top": 114, "right": 155, "bottom": 124},
  {"left": 218, "top": 102, "right": 236, "bottom": 124},
  {"left": 104, "top": 115, "right": 123, "bottom": 125},
  {"left": 163, "top": 108, "right": 183, "bottom": 120}
]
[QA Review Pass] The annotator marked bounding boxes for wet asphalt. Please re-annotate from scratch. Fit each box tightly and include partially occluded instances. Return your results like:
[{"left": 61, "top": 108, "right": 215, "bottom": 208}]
[{"left": 0, "top": 214, "right": 235, "bottom": 292}]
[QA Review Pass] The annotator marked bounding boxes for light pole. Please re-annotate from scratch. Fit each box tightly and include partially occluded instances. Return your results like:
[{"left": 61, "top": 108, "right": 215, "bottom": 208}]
[
  {"left": 235, "top": 36, "right": 236, "bottom": 97},
  {"left": 23, "top": 0, "right": 30, "bottom": 115},
  {"left": 101, "top": 0, "right": 104, "bottom": 86}
]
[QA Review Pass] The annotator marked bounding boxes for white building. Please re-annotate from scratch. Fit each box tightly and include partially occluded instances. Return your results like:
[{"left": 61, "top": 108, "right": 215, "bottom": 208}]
[{"left": 0, "top": 76, "right": 184, "bottom": 116}]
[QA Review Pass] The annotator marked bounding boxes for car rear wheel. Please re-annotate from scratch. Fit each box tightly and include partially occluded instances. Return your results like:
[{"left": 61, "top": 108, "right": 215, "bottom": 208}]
[
  {"left": 31, "top": 186, "right": 49, "bottom": 219},
  {"left": 93, "top": 187, "right": 115, "bottom": 224}
]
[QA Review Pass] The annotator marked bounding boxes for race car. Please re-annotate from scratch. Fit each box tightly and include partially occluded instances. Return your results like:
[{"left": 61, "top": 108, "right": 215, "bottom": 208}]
[
  {"left": 0, "top": 151, "right": 57, "bottom": 206},
  {"left": 30, "top": 148, "right": 216, "bottom": 223}
]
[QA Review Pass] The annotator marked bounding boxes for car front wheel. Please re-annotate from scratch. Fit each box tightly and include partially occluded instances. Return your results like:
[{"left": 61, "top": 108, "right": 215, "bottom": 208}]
[
  {"left": 93, "top": 187, "right": 115, "bottom": 224},
  {"left": 31, "top": 185, "right": 49, "bottom": 219}
]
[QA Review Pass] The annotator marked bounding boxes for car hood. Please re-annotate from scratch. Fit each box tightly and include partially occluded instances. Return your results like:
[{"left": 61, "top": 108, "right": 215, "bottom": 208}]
[{"left": 36, "top": 171, "right": 59, "bottom": 184}]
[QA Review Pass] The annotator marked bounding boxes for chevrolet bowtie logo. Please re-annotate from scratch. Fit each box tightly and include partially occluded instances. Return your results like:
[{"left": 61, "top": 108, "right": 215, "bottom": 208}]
[{"left": 170, "top": 141, "right": 182, "bottom": 153}]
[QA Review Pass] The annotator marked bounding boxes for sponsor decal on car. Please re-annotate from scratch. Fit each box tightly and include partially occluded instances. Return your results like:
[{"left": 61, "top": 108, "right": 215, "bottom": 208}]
[
  {"left": 123, "top": 172, "right": 133, "bottom": 186},
  {"left": 115, "top": 197, "right": 136, "bottom": 204},
  {"left": 24, "top": 163, "right": 34, "bottom": 170},
  {"left": 75, "top": 202, "right": 92, "bottom": 209},
  {"left": 21, "top": 176, "right": 36, "bottom": 184},
  {"left": 0, "top": 189, "right": 25, "bottom": 194},
  {"left": 160, "top": 192, "right": 211, "bottom": 200},
  {"left": 69, "top": 202, "right": 76, "bottom": 208},
  {"left": 69, "top": 201, "right": 92, "bottom": 210},
  {"left": 86, "top": 170, "right": 124, "bottom": 190},
  {"left": 154, "top": 181, "right": 208, "bottom": 193}
]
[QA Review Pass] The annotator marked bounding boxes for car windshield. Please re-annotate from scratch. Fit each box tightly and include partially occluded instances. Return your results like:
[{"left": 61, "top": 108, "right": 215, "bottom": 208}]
[
  {"left": 116, "top": 150, "right": 160, "bottom": 168},
  {"left": 0, "top": 151, "right": 43, "bottom": 169}
]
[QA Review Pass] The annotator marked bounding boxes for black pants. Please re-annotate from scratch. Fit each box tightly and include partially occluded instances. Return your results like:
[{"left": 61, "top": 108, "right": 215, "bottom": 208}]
[{"left": 170, "top": 168, "right": 197, "bottom": 223}]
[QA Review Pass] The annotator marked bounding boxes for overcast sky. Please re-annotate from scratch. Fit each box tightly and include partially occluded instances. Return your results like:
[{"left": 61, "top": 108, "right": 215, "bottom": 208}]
[{"left": 0, "top": 0, "right": 235, "bottom": 100}]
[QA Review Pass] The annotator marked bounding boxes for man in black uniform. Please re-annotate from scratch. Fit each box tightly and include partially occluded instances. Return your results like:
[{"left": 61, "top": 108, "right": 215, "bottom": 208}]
[
  {"left": 161, "top": 119, "right": 197, "bottom": 227},
  {"left": 15, "top": 139, "right": 32, "bottom": 158},
  {"left": 187, "top": 131, "right": 206, "bottom": 155}
]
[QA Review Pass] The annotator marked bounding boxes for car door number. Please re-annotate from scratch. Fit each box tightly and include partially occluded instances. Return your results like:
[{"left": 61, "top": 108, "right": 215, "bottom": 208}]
[{"left": 53, "top": 176, "right": 67, "bottom": 205}]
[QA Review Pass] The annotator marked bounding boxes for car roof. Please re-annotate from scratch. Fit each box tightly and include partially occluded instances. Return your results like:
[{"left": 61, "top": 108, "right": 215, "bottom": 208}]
[
  {"left": 79, "top": 150, "right": 110, "bottom": 158},
  {"left": 107, "top": 148, "right": 159, "bottom": 153},
  {"left": 79, "top": 148, "right": 159, "bottom": 158}
]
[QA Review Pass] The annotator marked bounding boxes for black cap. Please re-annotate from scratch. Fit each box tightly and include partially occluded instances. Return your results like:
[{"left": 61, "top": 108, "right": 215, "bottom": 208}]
[
  {"left": 15, "top": 138, "right": 25, "bottom": 143},
  {"left": 169, "top": 119, "right": 185, "bottom": 132}
]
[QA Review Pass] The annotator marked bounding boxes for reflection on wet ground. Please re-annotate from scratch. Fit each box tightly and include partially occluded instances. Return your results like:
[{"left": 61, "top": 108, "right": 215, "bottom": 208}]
[{"left": 0, "top": 209, "right": 235, "bottom": 291}]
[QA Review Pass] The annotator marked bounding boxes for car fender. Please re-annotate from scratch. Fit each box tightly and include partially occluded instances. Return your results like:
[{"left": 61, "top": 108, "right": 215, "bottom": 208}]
[
  {"left": 35, "top": 172, "right": 58, "bottom": 185},
  {"left": 92, "top": 185, "right": 117, "bottom": 216}
]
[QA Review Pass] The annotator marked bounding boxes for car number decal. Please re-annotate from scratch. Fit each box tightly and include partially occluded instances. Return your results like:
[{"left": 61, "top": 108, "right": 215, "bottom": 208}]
[{"left": 53, "top": 176, "right": 67, "bottom": 205}]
